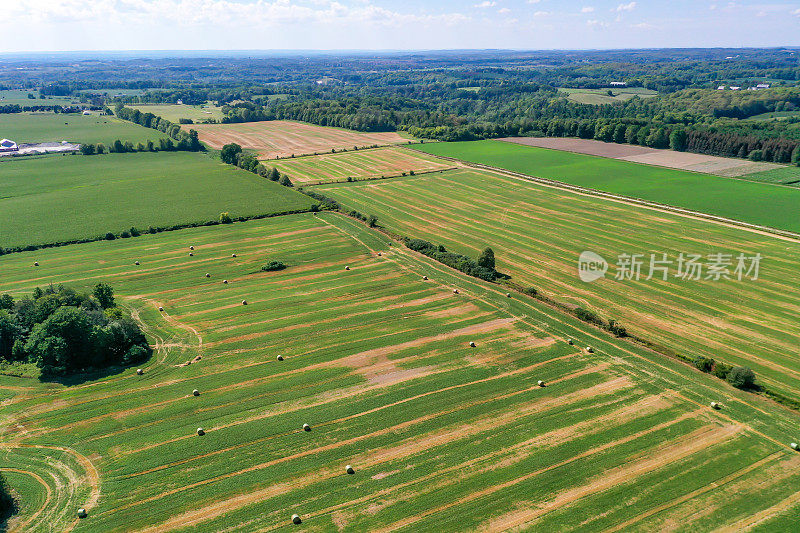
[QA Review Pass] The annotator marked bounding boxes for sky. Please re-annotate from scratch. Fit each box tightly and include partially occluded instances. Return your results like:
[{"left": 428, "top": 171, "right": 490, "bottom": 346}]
[{"left": 1, "top": 0, "right": 799, "bottom": 52}]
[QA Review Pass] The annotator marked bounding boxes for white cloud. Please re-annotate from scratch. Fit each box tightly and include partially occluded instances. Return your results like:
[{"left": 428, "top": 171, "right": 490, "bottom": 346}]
[
  {"left": 631, "top": 22, "right": 655, "bottom": 29},
  {"left": 581, "top": 6, "right": 595, "bottom": 13},
  {"left": 616, "top": 2, "right": 637, "bottom": 12},
  {"left": 527, "top": 0, "right": 541, "bottom": 3},
  {"left": 475, "top": 1, "right": 496, "bottom": 7},
  {"left": 792, "top": 8, "right": 800, "bottom": 16},
  {"left": 534, "top": 10, "right": 549, "bottom": 16},
  {"left": 498, "top": 7, "right": 511, "bottom": 14},
  {"left": 586, "top": 18, "right": 608, "bottom": 27}
]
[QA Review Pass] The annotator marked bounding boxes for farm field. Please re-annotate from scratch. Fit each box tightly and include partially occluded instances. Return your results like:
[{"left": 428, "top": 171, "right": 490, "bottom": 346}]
[
  {"left": 0, "top": 152, "right": 315, "bottom": 249},
  {"left": 0, "top": 112, "right": 169, "bottom": 145},
  {"left": 414, "top": 140, "right": 800, "bottom": 233},
  {"left": 558, "top": 87, "right": 658, "bottom": 105},
  {"left": 3, "top": 213, "right": 800, "bottom": 531},
  {"left": 0, "top": 89, "right": 75, "bottom": 107},
  {"left": 190, "top": 120, "right": 411, "bottom": 159},
  {"left": 272, "top": 147, "right": 454, "bottom": 184},
  {"left": 311, "top": 168, "right": 800, "bottom": 401},
  {"left": 130, "top": 103, "right": 225, "bottom": 123}
]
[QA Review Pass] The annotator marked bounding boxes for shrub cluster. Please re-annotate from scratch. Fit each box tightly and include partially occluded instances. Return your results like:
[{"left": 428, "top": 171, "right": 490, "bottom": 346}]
[
  {"left": 219, "top": 143, "right": 295, "bottom": 187},
  {"left": 261, "top": 261, "right": 286, "bottom": 272},
  {"left": 405, "top": 239, "right": 497, "bottom": 281},
  {"left": 0, "top": 472, "right": 15, "bottom": 522},
  {"left": 0, "top": 284, "right": 151, "bottom": 377},
  {"left": 80, "top": 134, "right": 201, "bottom": 155},
  {"left": 693, "top": 356, "right": 756, "bottom": 389}
]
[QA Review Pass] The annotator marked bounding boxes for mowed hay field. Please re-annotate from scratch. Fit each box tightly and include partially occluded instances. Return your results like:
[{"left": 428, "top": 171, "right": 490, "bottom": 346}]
[
  {"left": 414, "top": 140, "right": 800, "bottom": 233},
  {"left": 272, "top": 147, "right": 454, "bottom": 184},
  {"left": 130, "top": 103, "right": 225, "bottom": 123},
  {"left": 0, "top": 112, "right": 170, "bottom": 145},
  {"left": 190, "top": 120, "right": 411, "bottom": 159},
  {"left": 3, "top": 213, "right": 800, "bottom": 531},
  {"left": 0, "top": 152, "right": 315, "bottom": 249},
  {"left": 311, "top": 169, "right": 800, "bottom": 401}
]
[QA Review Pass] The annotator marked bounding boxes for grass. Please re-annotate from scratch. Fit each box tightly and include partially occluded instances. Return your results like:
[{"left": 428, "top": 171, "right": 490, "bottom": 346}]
[
  {"left": 311, "top": 168, "right": 800, "bottom": 401},
  {"left": 129, "top": 103, "right": 225, "bottom": 123},
  {"left": 738, "top": 165, "right": 800, "bottom": 185},
  {"left": 0, "top": 112, "right": 169, "bottom": 145},
  {"left": 0, "top": 90, "right": 74, "bottom": 107},
  {"left": 413, "top": 140, "right": 800, "bottom": 233},
  {"left": 1, "top": 212, "right": 800, "bottom": 531},
  {"left": 559, "top": 87, "right": 658, "bottom": 105},
  {"left": 0, "top": 152, "right": 315, "bottom": 249},
  {"left": 271, "top": 146, "right": 453, "bottom": 184},
  {"left": 745, "top": 110, "right": 800, "bottom": 121}
]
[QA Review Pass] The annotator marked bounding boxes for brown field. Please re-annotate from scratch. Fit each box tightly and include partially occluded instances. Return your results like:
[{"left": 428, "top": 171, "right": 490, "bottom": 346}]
[
  {"left": 501, "top": 137, "right": 783, "bottom": 177},
  {"left": 272, "top": 147, "right": 454, "bottom": 184},
  {"left": 191, "top": 120, "right": 410, "bottom": 159}
]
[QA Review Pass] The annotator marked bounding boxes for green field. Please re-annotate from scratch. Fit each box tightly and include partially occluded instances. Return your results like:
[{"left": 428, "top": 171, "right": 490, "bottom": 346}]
[
  {"left": 745, "top": 110, "right": 800, "bottom": 121},
  {"left": 740, "top": 165, "right": 800, "bottom": 185},
  {"left": 0, "top": 90, "right": 75, "bottom": 107},
  {"left": 130, "top": 103, "right": 226, "bottom": 123},
  {"left": 414, "top": 140, "right": 800, "bottom": 233},
  {"left": 559, "top": 87, "right": 658, "bottom": 105},
  {"left": 311, "top": 168, "right": 800, "bottom": 401},
  {"left": 0, "top": 112, "right": 170, "bottom": 145},
  {"left": 2, "top": 213, "right": 800, "bottom": 531},
  {"left": 0, "top": 152, "right": 315, "bottom": 249}
]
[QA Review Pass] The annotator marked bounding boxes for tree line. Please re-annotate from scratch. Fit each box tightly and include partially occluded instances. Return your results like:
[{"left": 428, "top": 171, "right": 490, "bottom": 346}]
[{"left": 113, "top": 105, "right": 204, "bottom": 151}]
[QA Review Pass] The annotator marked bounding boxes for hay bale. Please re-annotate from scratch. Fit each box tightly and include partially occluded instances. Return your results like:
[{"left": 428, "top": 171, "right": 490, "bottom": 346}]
[
  {"left": 346, "top": 464, "right": 355, "bottom": 475},
  {"left": 506, "top": 293, "right": 511, "bottom": 298},
  {"left": 136, "top": 368, "right": 143, "bottom": 375},
  {"left": 345, "top": 266, "right": 350, "bottom": 270},
  {"left": 710, "top": 402, "right": 720, "bottom": 409},
  {"left": 292, "top": 514, "right": 302, "bottom": 525},
  {"left": 303, "top": 423, "right": 311, "bottom": 432},
  {"left": 567, "top": 339, "right": 574, "bottom": 345},
  {"left": 77, "top": 508, "right": 87, "bottom": 518},
  {"left": 469, "top": 341, "right": 476, "bottom": 348},
  {"left": 232, "top": 253, "right": 237, "bottom": 258},
  {"left": 193, "top": 389, "right": 200, "bottom": 396},
  {"left": 158, "top": 306, "right": 164, "bottom": 312},
  {"left": 377, "top": 252, "right": 382, "bottom": 257},
  {"left": 423, "top": 276, "right": 428, "bottom": 280},
  {"left": 205, "top": 273, "right": 211, "bottom": 278},
  {"left": 223, "top": 280, "right": 228, "bottom": 284},
  {"left": 189, "top": 252, "right": 194, "bottom": 257},
  {"left": 190, "top": 246, "right": 194, "bottom": 250},
  {"left": 196, "top": 427, "right": 205, "bottom": 436},
  {"left": 537, "top": 380, "right": 545, "bottom": 387},
  {"left": 277, "top": 355, "right": 284, "bottom": 361},
  {"left": 242, "top": 300, "right": 248, "bottom": 305},
  {"left": 792, "top": 442, "right": 799, "bottom": 451},
  {"left": 134, "top": 261, "right": 140, "bottom": 266},
  {"left": 34, "top": 261, "right": 39, "bottom": 267},
  {"left": 453, "top": 289, "right": 459, "bottom": 294},
  {"left": 586, "top": 346, "right": 594, "bottom": 353}
]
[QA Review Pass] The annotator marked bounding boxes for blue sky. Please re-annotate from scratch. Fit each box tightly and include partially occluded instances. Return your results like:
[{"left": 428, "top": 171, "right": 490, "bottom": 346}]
[{"left": 1, "top": 1, "right": 799, "bottom": 52}]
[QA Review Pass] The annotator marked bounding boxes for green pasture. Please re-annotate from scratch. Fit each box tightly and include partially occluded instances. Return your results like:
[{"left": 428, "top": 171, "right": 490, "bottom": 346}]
[
  {"left": 0, "top": 152, "right": 315, "bottom": 249},
  {"left": 311, "top": 168, "right": 800, "bottom": 401},
  {"left": 414, "top": 140, "right": 800, "bottom": 233},
  {"left": 0, "top": 112, "right": 168, "bottom": 145},
  {"left": 130, "top": 103, "right": 225, "bottom": 123},
  {"left": 0, "top": 89, "right": 75, "bottom": 107},
  {"left": 558, "top": 87, "right": 658, "bottom": 105},
  {"left": 1, "top": 213, "right": 799, "bottom": 531}
]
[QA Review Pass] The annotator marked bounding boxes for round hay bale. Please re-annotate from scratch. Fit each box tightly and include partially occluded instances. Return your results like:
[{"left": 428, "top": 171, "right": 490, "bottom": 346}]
[
  {"left": 189, "top": 252, "right": 194, "bottom": 257},
  {"left": 193, "top": 389, "right": 200, "bottom": 397},
  {"left": 567, "top": 339, "right": 574, "bottom": 345},
  {"left": 77, "top": 508, "right": 87, "bottom": 519},
  {"left": 205, "top": 273, "right": 211, "bottom": 278},
  {"left": 469, "top": 341, "right": 476, "bottom": 348},
  {"left": 423, "top": 276, "right": 428, "bottom": 280},
  {"left": 303, "top": 423, "right": 311, "bottom": 432},
  {"left": 292, "top": 514, "right": 302, "bottom": 525},
  {"left": 189, "top": 246, "right": 194, "bottom": 250},
  {"left": 586, "top": 346, "right": 594, "bottom": 353},
  {"left": 792, "top": 442, "right": 799, "bottom": 451},
  {"left": 506, "top": 293, "right": 511, "bottom": 298},
  {"left": 345, "top": 266, "right": 350, "bottom": 270},
  {"left": 223, "top": 280, "right": 228, "bottom": 284},
  {"left": 232, "top": 253, "right": 237, "bottom": 258},
  {"left": 134, "top": 261, "right": 140, "bottom": 265},
  {"left": 136, "top": 368, "right": 143, "bottom": 375},
  {"left": 346, "top": 464, "right": 355, "bottom": 475},
  {"left": 242, "top": 300, "right": 248, "bottom": 306},
  {"left": 277, "top": 355, "right": 284, "bottom": 361},
  {"left": 453, "top": 289, "right": 459, "bottom": 294},
  {"left": 197, "top": 427, "right": 205, "bottom": 436},
  {"left": 34, "top": 261, "right": 39, "bottom": 267},
  {"left": 710, "top": 402, "right": 720, "bottom": 409},
  {"left": 377, "top": 252, "right": 382, "bottom": 257},
  {"left": 158, "top": 306, "right": 164, "bottom": 312},
  {"left": 537, "top": 380, "right": 545, "bottom": 387}
]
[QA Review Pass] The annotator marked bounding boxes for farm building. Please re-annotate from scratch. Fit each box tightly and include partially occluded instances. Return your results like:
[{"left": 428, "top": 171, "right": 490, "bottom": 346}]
[
  {"left": 0, "top": 139, "right": 18, "bottom": 152},
  {"left": 610, "top": 81, "right": 627, "bottom": 87},
  {"left": 82, "top": 110, "right": 91, "bottom": 115}
]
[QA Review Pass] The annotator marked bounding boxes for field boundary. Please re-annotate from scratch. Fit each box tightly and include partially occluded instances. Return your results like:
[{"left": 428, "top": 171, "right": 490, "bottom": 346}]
[{"left": 407, "top": 148, "right": 800, "bottom": 242}]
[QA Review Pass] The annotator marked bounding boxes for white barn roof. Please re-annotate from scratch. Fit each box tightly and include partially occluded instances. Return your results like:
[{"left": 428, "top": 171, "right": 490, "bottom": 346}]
[{"left": 0, "top": 138, "right": 18, "bottom": 151}]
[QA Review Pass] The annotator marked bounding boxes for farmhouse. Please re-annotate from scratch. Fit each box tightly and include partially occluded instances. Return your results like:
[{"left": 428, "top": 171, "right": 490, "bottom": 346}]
[{"left": 0, "top": 138, "right": 18, "bottom": 152}]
